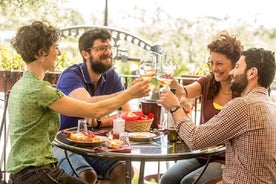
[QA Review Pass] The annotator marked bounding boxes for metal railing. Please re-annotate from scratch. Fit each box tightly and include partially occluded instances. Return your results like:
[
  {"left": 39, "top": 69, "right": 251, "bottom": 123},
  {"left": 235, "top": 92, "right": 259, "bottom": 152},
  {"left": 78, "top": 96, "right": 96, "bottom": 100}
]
[
  {"left": 60, "top": 25, "right": 162, "bottom": 62},
  {"left": 0, "top": 92, "right": 9, "bottom": 183}
]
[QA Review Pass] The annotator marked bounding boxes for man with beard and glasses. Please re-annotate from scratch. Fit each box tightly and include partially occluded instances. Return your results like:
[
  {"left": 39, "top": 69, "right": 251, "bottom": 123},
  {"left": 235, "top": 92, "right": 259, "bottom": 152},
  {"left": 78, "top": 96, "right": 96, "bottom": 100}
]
[
  {"left": 157, "top": 48, "right": 276, "bottom": 184},
  {"left": 52, "top": 28, "right": 133, "bottom": 184}
]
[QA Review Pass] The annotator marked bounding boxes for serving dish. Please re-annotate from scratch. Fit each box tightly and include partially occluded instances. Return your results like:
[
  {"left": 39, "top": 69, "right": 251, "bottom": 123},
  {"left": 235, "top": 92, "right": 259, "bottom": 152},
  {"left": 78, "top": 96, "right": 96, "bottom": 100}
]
[
  {"left": 67, "top": 133, "right": 108, "bottom": 147},
  {"left": 128, "top": 132, "right": 157, "bottom": 142}
]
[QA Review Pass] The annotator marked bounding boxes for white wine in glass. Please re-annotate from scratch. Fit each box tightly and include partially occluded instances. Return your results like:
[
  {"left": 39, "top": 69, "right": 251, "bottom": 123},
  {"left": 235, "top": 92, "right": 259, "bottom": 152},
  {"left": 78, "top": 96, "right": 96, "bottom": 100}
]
[
  {"left": 157, "top": 62, "right": 177, "bottom": 91},
  {"left": 139, "top": 68, "right": 156, "bottom": 80},
  {"left": 157, "top": 77, "right": 173, "bottom": 87},
  {"left": 138, "top": 52, "right": 157, "bottom": 81}
]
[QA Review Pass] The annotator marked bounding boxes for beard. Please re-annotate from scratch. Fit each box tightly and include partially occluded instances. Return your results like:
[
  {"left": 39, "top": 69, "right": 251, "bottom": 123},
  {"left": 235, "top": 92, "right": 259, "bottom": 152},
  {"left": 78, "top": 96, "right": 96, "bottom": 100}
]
[
  {"left": 89, "top": 55, "right": 112, "bottom": 74},
  {"left": 230, "top": 72, "right": 248, "bottom": 94}
]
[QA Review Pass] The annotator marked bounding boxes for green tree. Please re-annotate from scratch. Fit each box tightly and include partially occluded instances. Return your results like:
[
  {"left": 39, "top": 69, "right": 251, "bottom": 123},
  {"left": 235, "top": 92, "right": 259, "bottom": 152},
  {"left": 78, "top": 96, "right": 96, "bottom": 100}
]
[
  {"left": 0, "top": 0, "right": 84, "bottom": 30},
  {"left": 1, "top": 0, "right": 276, "bottom": 78}
]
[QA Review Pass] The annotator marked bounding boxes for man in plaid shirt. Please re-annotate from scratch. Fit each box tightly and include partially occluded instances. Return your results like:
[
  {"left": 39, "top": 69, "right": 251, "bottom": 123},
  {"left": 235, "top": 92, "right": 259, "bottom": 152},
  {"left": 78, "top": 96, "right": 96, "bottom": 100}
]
[{"left": 157, "top": 48, "right": 276, "bottom": 184}]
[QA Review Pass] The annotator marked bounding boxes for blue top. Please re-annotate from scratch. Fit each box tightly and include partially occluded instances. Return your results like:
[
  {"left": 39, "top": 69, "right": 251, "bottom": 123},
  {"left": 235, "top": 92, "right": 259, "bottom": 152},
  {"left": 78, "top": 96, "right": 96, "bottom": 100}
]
[{"left": 56, "top": 63, "right": 124, "bottom": 130}]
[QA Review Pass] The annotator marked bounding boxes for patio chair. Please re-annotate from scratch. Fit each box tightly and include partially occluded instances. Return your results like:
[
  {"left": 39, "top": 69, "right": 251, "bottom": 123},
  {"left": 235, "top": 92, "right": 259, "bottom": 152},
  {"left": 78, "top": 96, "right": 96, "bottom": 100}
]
[{"left": 0, "top": 91, "right": 9, "bottom": 184}]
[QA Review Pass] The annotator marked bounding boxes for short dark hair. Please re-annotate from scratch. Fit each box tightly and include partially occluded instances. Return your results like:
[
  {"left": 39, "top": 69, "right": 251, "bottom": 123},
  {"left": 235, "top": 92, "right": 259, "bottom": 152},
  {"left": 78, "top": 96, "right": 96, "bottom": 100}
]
[
  {"left": 242, "top": 48, "right": 275, "bottom": 88},
  {"left": 78, "top": 28, "right": 111, "bottom": 52},
  {"left": 11, "top": 21, "right": 60, "bottom": 63}
]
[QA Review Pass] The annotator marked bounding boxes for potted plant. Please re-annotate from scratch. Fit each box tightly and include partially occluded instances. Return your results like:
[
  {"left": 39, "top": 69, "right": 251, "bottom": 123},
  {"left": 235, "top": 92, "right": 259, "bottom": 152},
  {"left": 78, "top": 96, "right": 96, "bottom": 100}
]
[{"left": 0, "top": 46, "right": 24, "bottom": 92}]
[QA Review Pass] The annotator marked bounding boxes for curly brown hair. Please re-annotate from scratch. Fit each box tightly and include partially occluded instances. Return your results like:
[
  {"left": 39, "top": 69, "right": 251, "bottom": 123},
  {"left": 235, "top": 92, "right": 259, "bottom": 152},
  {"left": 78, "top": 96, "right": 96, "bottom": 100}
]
[
  {"left": 206, "top": 31, "right": 243, "bottom": 98},
  {"left": 11, "top": 21, "right": 60, "bottom": 63}
]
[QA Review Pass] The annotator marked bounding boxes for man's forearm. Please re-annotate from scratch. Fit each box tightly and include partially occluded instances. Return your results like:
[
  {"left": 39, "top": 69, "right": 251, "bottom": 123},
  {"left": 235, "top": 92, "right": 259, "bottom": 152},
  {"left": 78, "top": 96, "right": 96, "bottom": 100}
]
[{"left": 87, "top": 92, "right": 120, "bottom": 103}]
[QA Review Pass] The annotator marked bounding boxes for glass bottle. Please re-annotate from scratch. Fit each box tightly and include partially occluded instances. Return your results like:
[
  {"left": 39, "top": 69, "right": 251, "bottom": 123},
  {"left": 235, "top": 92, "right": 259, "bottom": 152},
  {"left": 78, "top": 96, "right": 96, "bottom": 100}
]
[
  {"left": 167, "top": 89, "right": 179, "bottom": 142},
  {"left": 113, "top": 107, "right": 125, "bottom": 139}
]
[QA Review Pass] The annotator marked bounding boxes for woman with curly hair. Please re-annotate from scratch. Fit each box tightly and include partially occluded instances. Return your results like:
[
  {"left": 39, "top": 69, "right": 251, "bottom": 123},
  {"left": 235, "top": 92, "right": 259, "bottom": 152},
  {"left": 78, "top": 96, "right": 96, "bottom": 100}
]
[{"left": 160, "top": 31, "right": 243, "bottom": 184}]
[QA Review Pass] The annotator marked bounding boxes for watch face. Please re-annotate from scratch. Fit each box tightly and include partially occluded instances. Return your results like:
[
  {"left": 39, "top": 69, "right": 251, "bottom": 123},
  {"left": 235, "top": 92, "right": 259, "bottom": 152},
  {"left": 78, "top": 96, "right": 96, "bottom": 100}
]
[
  {"left": 171, "top": 106, "right": 177, "bottom": 111},
  {"left": 170, "top": 105, "right": 179, "bottom": 113}
]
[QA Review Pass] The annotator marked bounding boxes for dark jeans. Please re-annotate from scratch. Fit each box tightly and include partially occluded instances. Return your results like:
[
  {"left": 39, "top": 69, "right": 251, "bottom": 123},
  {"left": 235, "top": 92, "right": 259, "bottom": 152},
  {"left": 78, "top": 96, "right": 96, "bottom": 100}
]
[{"left": 8, "top": 164, "right": 87, "bottom": 184}]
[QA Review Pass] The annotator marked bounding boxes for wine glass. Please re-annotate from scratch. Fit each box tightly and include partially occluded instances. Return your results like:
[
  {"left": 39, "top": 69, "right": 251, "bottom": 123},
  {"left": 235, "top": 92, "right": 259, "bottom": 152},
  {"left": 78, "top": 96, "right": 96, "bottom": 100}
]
[
  {"left": 138, "top": 51, "right": 158, "bottom": 101},
  {"left": 157, "top": 53, "right": 178, "bottom": 141},
  {"left": 157, "top": 57, "right": 177, "bottom": 91},
  {"left": 138, "top": 51, "right": 157, "bottom": 81}
]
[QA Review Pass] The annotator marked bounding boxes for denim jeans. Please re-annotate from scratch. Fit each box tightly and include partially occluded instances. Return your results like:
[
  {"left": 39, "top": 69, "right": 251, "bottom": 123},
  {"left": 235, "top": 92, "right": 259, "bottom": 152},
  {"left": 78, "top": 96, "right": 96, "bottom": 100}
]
[
  {"left": 160, "top": 158, "right": 223, "bottom": 184},
  {"left": 52, "top": 146, "right": 122, "bottom": 179},
  {"left": 8, "top": 165, "right": 87, "bottom": 184}
]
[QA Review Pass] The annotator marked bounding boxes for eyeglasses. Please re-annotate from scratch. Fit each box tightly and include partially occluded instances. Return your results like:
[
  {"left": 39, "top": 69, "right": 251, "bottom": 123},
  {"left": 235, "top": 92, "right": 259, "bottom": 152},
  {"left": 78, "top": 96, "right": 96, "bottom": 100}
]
[{"left": 86, "top": 45, "right": 114, "bottom": 52}]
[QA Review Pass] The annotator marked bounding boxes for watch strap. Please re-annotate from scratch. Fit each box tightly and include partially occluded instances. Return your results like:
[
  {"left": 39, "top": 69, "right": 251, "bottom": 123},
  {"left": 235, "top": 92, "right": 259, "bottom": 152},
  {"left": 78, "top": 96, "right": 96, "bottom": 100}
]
[
  {"left": 170, "top": 105, "right": 181, "bottom": 114},
  {"left": 96, "top": 118, "right": 101, "bottom": 129}
]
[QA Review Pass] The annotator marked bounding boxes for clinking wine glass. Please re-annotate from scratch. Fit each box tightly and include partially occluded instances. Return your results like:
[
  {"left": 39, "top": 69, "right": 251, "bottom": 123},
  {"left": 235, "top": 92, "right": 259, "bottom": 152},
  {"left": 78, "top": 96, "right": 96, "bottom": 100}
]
[
  {"left": 138, "top": 52, "right": 157, "bottom": 81},
  {"left": 158, "top": 53, "right": 178, "bottom": 142},
  {"left": 157, "top": 62, "right": 177, "bottom": 92}
]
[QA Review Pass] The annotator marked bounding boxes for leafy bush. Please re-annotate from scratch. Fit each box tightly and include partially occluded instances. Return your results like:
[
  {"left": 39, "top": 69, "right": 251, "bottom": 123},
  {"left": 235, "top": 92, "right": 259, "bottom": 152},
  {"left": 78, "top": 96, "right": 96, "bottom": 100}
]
[
  {"left": 0, "top": 46, "right": 74, "bottom": 72},
  {"left": 0, "top": 46, "right": 25, "bottom": 70},
  {"left": 55, "top": 53, "right": 74, "bottom": 72}
]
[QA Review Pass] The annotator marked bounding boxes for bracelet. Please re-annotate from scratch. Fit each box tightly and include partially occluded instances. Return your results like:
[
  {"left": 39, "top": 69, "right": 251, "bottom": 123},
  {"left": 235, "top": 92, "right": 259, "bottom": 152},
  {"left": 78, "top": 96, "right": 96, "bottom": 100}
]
[
  {"left": 96, "top": 118, "right": 102, "bottom": 129},
  {"left": 183, "top": 87, "right": 188, "bottom": 97}
]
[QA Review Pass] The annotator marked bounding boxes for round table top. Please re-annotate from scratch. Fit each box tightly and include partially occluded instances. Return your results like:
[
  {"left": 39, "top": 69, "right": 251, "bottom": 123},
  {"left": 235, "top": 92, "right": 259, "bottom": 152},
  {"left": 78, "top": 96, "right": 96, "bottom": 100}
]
[{"left": 53, "top": 129, "right": 225, "bottom": 162}]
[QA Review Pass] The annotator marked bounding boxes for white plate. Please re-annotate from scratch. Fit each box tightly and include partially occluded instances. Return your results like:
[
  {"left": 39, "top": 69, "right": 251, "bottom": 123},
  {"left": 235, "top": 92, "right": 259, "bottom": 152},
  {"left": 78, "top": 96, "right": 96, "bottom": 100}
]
[
  {"left": 67, "top": 135, "right": 108, "bottom": 147},
  {"left": 128, "top": 132, "right": 157, "bottom": 142}
]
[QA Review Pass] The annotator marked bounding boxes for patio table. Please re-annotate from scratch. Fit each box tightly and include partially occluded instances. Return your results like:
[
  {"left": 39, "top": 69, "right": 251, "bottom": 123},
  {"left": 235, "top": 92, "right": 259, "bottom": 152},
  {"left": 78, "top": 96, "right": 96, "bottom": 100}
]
[{"left": 53, "top": 129, "right": 225, "bottom": 184}]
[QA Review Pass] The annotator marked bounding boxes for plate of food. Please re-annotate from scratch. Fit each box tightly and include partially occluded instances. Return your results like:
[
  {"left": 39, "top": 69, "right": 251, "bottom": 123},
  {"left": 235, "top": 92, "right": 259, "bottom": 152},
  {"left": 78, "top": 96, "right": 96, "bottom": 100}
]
[
  {"left": 128, "top": 132, "right": 157, "bottom": 142},
  {"left": 107, "top": 139, "right": 124, "bottom": 149},
  {"left": 67, "top": 131, "right": 108, "bottom": 147}
]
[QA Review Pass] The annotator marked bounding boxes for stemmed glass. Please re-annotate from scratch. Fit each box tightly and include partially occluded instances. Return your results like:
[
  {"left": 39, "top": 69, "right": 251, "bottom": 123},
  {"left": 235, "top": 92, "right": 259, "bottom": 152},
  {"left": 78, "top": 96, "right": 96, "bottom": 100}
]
[
  {"left": 157, "top": 53, "right": 178, "bottom": 135},
  {"left": 157, "top": 53, "right": 177, "bottom": 92},
  {"left": 138, "top": 51, "right": 157, "bottom": 81},
  {"left": 137, "top": 51, "right": 158, "bottom": 102}
]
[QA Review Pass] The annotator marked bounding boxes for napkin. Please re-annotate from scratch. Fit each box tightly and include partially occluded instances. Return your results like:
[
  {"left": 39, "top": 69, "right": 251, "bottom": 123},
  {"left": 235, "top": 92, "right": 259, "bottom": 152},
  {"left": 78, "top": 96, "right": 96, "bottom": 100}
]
[
  {"left": 60, "top": 129, "right": 77, "bottom": 134},
  {"left": 92, "top": 146, "right": 132, "bottom": 153},
  {"left": 93, "top": 129, "right": 109, "bottom": 136},
  {"left": 93, "top": 146, "right": 107, "bottom": 152},
  {"left": 122, "top": 111, "right": 154, "bottom": 121}
]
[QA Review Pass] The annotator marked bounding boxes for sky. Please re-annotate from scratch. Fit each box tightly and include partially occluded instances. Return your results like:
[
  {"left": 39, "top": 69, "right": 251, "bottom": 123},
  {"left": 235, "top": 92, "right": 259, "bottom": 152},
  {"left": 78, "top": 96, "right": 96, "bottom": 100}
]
[{"left": 64, "top": 0, "right": 276, "bottom": 29}]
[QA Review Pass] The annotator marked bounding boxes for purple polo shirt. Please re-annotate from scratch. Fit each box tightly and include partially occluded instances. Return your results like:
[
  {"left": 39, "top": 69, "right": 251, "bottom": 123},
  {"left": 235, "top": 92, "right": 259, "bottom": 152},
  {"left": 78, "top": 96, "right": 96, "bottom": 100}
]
[{"left": 56, "top": 63, "right": 124, "bottom": 130}]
